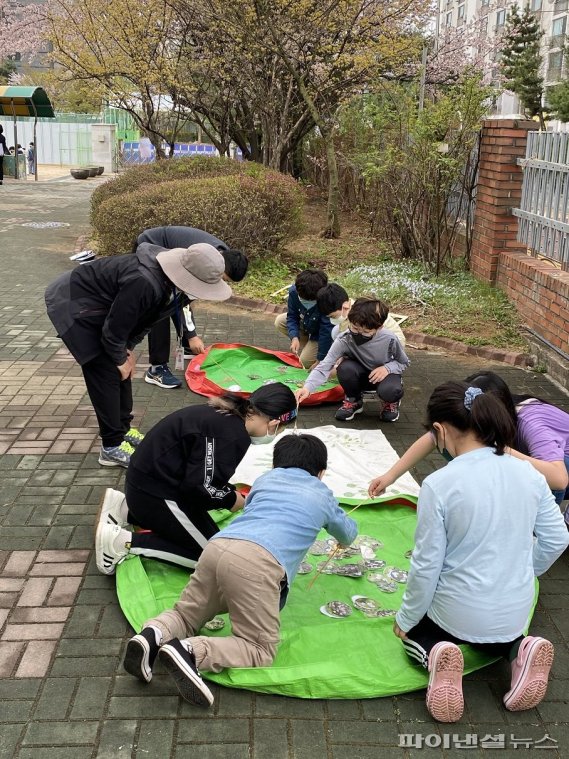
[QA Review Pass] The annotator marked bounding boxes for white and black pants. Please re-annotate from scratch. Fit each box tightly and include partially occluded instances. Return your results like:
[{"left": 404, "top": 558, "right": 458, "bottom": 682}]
[
  {"left": 125, "top": 481, "right": 219, "bottom": 569},
  {"left": 336, "top": 359, "right": 404, "bottom": 403},
  {"left": 403, "top": 615, "right": 524, "bottom": 669}
]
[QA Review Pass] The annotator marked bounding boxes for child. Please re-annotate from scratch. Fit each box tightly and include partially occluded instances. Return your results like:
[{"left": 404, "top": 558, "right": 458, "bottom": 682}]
[
  {"left": 368, "top": 370, "right": 569, "bottom": 503},
  {"left": 274, "top": 268, "right": 333, "bottom": 368},
  {"left": 316, "top": 283, "right": 406, "bottom": 346},
  {"left": 95, "top": 383, "right": 297, "bottom": 574},
  {"left": 296, "top": 298, "right": 409, "bottom": 422},
  {"left": 122, "top": 434, "right": 358, "bottom": 707},
  {"left": 395, "top": 381, "right": 569, "bottom": 723}
]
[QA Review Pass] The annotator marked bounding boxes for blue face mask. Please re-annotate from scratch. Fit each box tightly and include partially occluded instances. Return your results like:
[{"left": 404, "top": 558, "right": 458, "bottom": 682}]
[{"left": 299, "top": 298, "right": 316, "bottom": 310}]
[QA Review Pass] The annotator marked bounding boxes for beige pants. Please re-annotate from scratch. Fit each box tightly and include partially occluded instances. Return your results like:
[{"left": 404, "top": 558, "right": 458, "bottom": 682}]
[
  {"left": 145, "top": 538, "right": 285, "bottom": 673},
  {"left": 274, "top": 312, "right": 318, "bottom": 368}
]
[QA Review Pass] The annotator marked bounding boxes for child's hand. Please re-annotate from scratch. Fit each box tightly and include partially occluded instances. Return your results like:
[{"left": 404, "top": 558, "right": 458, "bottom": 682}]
[
  {"left": 295, "top": 387, "right": 310, "bottom": 404},
  {"left": 230, "top": 492, "right": 246, "bottom": 512},
  {"left": 393, "top": 622, "right": 408, "bottom": 640},
  {"left": 290, "top": 337, "right": 300, "bottom": 355},
  {"left": 368, "top": 473, "right": 394, "bottom": 498},
  {"left": 369, "top": 366, "right": 388, "bottom": 384}
]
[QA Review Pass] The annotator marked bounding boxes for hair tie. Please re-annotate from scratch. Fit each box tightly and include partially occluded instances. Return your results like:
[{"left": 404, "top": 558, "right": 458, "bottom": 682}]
[{"left": 464, "top": 386, "right": 483, "bottom": 411}]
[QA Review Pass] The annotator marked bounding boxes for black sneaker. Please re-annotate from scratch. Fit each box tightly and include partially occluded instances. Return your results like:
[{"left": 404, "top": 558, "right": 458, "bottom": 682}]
[
  {"left": 381, "top": 401, "right": 400, "bottom": 422},
  {"left": 158, "top": 638, "right": 214, "bottom": 707},
  {"left": 335, "top": 397, "right": 363, "bottom": 422},
  {"left": 124, "top": 627, "right": 161, "bottom": 683}
]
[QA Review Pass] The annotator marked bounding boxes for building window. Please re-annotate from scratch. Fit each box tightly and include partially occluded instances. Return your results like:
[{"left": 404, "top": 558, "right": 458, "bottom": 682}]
[
  {"left": 554, "top": 0, "right": 568, "bottom": 14},
  {"left": 482, "top": 0, "right": 490, "bottom": 6},
  {"left": 547, "top": 51, "right": 563, "bottom": 81},
  {"left": 446, "top": 11, "right": 453, "bottom": 25},
  {"left": 531, "top": 0, "right": 542, "bottom": 10},
  {"left": 480, "top": 16, "right": 488, "bottom": 33},
  {"left": 458, "top": 4, "right": 465, "bottom": 19},
  {"left": 496, "top": 9, "right": 506, "bottom": 28},
  {"left": 551, "top": 16, "right": 566, "bottom": 47}
]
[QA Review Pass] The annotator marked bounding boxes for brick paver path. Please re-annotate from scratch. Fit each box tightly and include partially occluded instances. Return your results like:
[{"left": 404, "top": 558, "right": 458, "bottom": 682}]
[{"left": 0, "top": 177, "right": 568, "bottom": 757}]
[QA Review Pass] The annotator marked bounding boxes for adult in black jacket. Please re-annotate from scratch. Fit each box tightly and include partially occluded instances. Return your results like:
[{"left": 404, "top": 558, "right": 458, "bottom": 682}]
[
  {"left": 134, "top": 227, "right": 248, "bottom": 390},
  {"left": 45, "top": 243, "right": 231, "bottom": 467},
  {"left": 95, "top": 383, "right": 297, "bottom": 574}
]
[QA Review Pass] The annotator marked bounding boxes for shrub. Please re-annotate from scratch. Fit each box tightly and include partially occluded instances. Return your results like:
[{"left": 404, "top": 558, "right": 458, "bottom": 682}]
[
  {"left": 92, "top": 171, "right": 304, "bottom": 257},
  {"left": 91, "top": 156, "right": 252, "bottom": 219}
]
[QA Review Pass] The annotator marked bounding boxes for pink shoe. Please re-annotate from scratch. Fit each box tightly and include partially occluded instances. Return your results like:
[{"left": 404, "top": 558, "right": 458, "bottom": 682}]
[
  {"left": 503, "top": 636, "right": 554, "bottom": 711},
  {"left": 426, "top": 642, "right": 464, "bottom": 723}
]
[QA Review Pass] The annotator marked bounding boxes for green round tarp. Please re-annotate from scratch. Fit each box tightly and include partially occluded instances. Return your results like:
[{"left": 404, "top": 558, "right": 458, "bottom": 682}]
[{"left": 115, "top": 500, "right": 538, "bottom": 699}]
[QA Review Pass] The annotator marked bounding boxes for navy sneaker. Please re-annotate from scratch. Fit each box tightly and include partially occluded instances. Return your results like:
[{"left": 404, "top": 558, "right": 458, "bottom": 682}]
[
  {"left": 159, "top": 638, "right": 214, "bottom": 707},
  {"left": 335, "top": 397, "right": 363, "bottom": 422},
  {"left": 124, "top": 627, "right": 162, "bottom": 683},
  {"left": 145, "top": 365, "right": 182, "bottom": 389},
  {"left": 381, "top": 401, "right": 400, "bottom": 422},
  {"left": 98, "top": 441, "right": 134, "bottom": 468}
]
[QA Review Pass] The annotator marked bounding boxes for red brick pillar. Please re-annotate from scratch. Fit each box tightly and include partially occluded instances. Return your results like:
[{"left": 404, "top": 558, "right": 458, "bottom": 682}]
[{"left": 470, "top": 118, "right": 535, "bottom": 284}]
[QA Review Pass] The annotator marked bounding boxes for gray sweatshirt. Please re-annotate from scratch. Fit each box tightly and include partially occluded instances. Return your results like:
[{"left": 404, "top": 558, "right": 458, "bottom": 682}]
[{"left": 304, "top": 328, "right": 410, "bottom": 393}]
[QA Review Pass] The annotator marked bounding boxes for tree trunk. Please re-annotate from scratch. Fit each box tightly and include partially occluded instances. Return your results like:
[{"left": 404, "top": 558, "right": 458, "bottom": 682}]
[{"left": 321, "top": 127, "right": 340, "bottom": 238}]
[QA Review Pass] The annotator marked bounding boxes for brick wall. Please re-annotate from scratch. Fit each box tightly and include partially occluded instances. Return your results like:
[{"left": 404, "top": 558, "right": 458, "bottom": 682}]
[
  {"left": 470, "top": 118, "right": 569, "bottom": 361},
  {"left": 497, "top": 252, "right": 569, "bottom": 354},
  {"left": 470, "top": 119, "right": 534, "bottom": 283}
]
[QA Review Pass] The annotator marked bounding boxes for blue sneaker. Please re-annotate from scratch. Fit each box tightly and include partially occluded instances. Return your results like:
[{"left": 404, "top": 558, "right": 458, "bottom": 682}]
[
  {"left": 98, "top": 441, "right": 135, "bottom": 468},
  {"left": 124, "top": 427, "right": 144, "bottom": 447},
  {"left": 144, "top": 365, "right": 182, "bottom": 389}
]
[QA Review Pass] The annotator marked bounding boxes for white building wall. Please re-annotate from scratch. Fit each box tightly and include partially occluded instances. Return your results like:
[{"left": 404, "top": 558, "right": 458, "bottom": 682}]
[{"left": 437, "top": 0, "right": 567, "bottom": 118}]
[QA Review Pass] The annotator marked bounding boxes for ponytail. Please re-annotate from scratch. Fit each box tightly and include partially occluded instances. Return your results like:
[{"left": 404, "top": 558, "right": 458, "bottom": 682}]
[
  {"left": 426, "top": 381, "right": 515, "bottom": 455},
  {"left": 208, "top": 393, "right": 251, "bottom": 420},
  {"left": 208, "top": 382, "right": 297, "bottom": 423}
]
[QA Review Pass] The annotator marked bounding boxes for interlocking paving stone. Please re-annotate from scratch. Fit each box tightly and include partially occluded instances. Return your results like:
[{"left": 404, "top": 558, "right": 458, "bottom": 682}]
[{"left": 0, "top": 180, "right": 567, "bottom": 757}]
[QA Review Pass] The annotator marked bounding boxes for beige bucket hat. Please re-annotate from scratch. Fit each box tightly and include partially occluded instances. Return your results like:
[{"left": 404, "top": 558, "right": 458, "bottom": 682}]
[{"left": 156, "top": 243, "right": 232, "bottom": 301}]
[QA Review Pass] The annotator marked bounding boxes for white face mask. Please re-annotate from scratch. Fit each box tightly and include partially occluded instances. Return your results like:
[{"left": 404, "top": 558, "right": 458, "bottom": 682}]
[
  {"left": 329, "top": 315, "right": 344, "bottom": 325},
  {"left": 249, "top": 422, "right": 278, "bottom": 445}
]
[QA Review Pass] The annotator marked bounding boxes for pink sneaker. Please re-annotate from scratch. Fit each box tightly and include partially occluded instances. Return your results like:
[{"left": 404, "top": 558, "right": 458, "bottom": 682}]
[
  {"left": 426, "top": 642, "right": 464, "bottom": 723},
  {"left": 503, "top": 636, "right": 554, "bottom": 711}
]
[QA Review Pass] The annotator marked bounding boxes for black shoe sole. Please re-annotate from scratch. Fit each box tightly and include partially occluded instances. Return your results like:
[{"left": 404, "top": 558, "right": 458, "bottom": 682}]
[
  {"left": 158, "top": 646, "right": 214, "bottom": 707},
  {"left": 124, "top": 636, "right": 153, "bottom": 683}
]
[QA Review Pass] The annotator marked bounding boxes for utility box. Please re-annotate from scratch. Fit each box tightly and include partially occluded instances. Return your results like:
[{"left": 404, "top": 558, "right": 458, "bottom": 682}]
[{"left": 91, "top": 123, "right": 117, "bottom": 174}]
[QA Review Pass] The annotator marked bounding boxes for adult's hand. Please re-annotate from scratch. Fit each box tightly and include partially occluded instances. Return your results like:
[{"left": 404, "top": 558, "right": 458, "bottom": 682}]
[
  {"left": 188, "top": 336, "right": 206, "bottom": 355},
  {"left": 290, "top": 337, "right": 300, "bottom": 356},
  {"left": 369, "top": 366, "right": 388, "bottom": 384},
  {"left": 117, "top": 351, "right": 136, "bottom": 381},
  {"left": 368, "top": 473, "right": 394, "bottom": 498},
  {"left": 295, "top": 387, "right": 310, "bottom": 404}
]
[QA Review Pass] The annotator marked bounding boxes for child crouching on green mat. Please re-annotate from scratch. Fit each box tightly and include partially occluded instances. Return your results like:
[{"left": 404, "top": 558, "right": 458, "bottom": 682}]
[{"left": 123, "top": 434, "right": 357, "bottom": 707}]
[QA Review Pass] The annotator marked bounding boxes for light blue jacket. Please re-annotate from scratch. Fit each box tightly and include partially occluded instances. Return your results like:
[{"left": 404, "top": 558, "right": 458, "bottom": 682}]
[
  {"left": 397, "top": 447, "right": 569, "bottom": 642},
  {"left": 212, "top": 467, "right": 358, "bottom": 587}
]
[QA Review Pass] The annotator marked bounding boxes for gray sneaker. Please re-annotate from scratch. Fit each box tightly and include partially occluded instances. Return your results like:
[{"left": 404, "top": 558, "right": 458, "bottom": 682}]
[{"left": 98, "top": 441, "right": 135, "bottom": 468}]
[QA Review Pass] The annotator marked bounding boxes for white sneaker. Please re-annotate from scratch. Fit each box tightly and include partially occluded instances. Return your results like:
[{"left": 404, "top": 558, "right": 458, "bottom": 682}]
[
  {"left": 95, "top": 523, "right": 131, "bottom": 575},
  {"left": 97, "top": 488, "right": 129, "bottom": 528}
]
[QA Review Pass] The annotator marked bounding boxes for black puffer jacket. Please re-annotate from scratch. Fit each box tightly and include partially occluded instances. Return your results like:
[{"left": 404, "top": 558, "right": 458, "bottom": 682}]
[{"left": 45, "top": 244, "right": 188, "bottom": 366}]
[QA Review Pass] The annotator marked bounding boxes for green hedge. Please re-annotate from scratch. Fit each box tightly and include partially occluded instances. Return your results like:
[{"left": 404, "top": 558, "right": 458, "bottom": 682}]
[
  {"left": 92, "top": 171, "right": 304, "bottom": 257},
  {"left": 91, "top": 156, "right": 251, "bottom": 219}
]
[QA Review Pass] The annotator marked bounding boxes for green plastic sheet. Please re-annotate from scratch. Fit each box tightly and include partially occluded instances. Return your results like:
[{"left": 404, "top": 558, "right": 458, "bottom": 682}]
[{"left": 116, "top": 500, "right": 537, "bottom": 699}]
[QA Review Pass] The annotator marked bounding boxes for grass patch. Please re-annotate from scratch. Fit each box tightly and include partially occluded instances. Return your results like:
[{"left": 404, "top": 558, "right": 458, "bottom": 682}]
[{"left": 232, "top": 193, "right": 527, "bottom": 352}]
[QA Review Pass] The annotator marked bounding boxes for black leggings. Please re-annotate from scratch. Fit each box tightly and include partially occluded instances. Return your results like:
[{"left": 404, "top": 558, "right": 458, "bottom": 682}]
[
  {"left": 403, "top": 615, "right": 524, "bottom": 669},
  {"left": 336, "top": 359, "right": 403, "bottom": 403},
  {"left": 125, "top": 480, "right": 220, "bottom": 569}
]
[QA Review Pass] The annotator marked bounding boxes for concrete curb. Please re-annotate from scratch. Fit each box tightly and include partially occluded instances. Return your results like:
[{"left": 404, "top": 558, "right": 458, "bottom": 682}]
[{"left": 227, "top": 295, "right": 535, "bottom": 368}]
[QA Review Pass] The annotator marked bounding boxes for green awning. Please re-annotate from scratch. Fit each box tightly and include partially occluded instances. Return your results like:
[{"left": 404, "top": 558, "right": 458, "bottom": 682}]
[{"left": 0, "top": 86, "right": 55, "bottom": 118}]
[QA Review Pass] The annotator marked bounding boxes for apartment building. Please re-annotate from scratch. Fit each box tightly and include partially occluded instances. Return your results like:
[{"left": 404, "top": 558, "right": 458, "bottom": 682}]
[{"left": 437, "top": 0, "right": 568, "bottom": 115}]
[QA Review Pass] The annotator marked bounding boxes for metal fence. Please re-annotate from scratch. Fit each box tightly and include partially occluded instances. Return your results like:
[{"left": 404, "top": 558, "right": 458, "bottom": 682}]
[{"left": 513, "top": 130, "right": 569, "bottom": 270}]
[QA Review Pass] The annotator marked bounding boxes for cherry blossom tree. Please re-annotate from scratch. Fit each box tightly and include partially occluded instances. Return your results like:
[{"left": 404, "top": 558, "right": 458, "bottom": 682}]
[{"left": 0, "top": 0, "right": 44, "bottom": 62}]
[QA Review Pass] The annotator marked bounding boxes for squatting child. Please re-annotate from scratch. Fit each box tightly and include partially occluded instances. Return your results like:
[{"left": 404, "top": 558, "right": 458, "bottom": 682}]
[
  {"left": 274, "top": 268, "right": 333, "bottom": 368},
  {"left": 395, "top": 381, "right": 569, "bottom": 723},
  {"left": 122, "top": 434, "right": 358, "bottom": 707},
  {"left": 316, "top": 282, "right": 406, "bottom": 347},
  {"left": 296, "top": 297, "right": 410, "bottom": 422}
]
